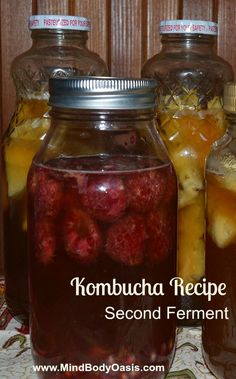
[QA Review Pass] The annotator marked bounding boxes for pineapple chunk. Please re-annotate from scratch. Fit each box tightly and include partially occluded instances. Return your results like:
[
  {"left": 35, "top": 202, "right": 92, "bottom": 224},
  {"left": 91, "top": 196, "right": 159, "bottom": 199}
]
[
  {"left": 207, "top": 173, "right": 236, "bottom": 248},
  {"left": 4, "top": 116, "right": 49, "bottom": 198},
  {"left": 208, "top": 212, "right": 236, "bottom": 249},
  {"left": 178, "top": 165, "right": 203, "bottom": 208},
  {"left": 171, "top": 154, "right": 203, "bottom": 208},
  {"left": 207, "top": 97, "right": 222, "bottom": 110},
  {"left": 223, "top": 172, "right": 236, "bottom": 193},
  {"left": 178, "top": 192, "right": 205, "bottom": 284},
  {"left": 4, "top": 138, "right": 40, "bottom": 197}
]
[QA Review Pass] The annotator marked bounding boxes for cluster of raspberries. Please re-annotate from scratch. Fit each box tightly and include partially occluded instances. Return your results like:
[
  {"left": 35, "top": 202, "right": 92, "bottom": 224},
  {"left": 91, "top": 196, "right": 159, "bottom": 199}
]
[{"left": 29, "top": 166, "right": 176, "bottom": 266}]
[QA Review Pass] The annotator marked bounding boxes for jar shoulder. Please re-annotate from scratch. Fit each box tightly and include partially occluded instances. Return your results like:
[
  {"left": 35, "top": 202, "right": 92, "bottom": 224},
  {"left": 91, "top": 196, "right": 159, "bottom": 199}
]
[
  {"left": 11, "top": 46, "right": 108, "bottom": 79},
  {"left": 207, "top": 132, "right": 236, "bottom": 174},
  {"left": 142, "top": 51, "right": 234, "bottom": 81},
  {"left": 11, "top": 46, "right": 108, "bottom": 96}
]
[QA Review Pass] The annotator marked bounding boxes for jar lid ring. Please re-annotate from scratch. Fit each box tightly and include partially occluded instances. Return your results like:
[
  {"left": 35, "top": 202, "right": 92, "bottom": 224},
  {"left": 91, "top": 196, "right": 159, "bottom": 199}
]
[
  {"left": 29, "top": 15, "right": 91, "bottom": 31},
  {"left": 160, "top": 19, "right": 218, "bottom": 35}
]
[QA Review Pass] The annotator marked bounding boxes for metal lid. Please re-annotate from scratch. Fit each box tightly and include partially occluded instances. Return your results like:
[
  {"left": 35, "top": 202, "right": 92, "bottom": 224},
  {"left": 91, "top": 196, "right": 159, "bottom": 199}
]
[
  {"left": 160, "top": 20, "right": 218, "bottom": 35},
  {"left": 224, "top": 82, "right": 236, "bottom": 113},
  {"left": 49, "top": 77, "right": 157, "bottom": 110},
  {"left": 29, "top": 15, "right": 91, "bottom": 31}
]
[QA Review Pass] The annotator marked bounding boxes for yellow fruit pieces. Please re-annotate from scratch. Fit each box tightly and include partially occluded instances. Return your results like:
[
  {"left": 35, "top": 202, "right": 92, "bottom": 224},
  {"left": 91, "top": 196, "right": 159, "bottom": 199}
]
[
  {"left": 4, "top": 99, "right": 50, "bottom": 199},
  {"left": 157, "top": 98, "right": 225, "bottom": 285},
  {"left": 5, "top": 138, "right": 40, "bottom": 197},
  {"left": 207, "top": 173, "right": 236, "bottom": 249},
  {"left": 223, "top": 172, "right": 236, "bottom": 193},
  {"left": 172, "top": 155, "right": 203, "bottom": 208},
  {"left": 178, "top": 191, "right": 205, "bottom": 284}
]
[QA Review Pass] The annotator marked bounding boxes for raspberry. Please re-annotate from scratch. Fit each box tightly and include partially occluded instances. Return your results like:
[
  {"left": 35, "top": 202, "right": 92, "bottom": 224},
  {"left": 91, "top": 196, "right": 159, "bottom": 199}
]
[
  {"left": 146, "top": 210, "right": 176, "bottom": 263},
  {"left": 32, "top": 169, "right": 63, "bottom": 218},
  {"left": 62, "top": 208, "right": 102, "bottom": 264},
  {"left": 63, "top": 186, "right": 80, "bottom": 210},
  {"left": 125, "top": 170, "right": 166, "bottom": 212},
  {"left": 34, "top": 220, "right": 56, "bottom": 264},
  {"left": 105, "top": 214, "right": 147, "bottom": 265},
  {"left": 81, "top": 176, "right": 126, "bottom": 222}
]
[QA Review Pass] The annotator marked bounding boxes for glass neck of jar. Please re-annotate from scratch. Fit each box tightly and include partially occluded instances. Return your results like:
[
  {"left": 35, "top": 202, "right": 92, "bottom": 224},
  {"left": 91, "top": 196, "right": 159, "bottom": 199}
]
[
  {"left": 226, "top": 113, "right": 236, "bottom": 136},
  {"left": 160, "top": 34, "right": 215, "bottom": 54},
  {"left": 31, "top": 29, "right": 88, "bottom": 48},
  {"left": 50, "top": 108, "right": 155, "bottom": 125}
]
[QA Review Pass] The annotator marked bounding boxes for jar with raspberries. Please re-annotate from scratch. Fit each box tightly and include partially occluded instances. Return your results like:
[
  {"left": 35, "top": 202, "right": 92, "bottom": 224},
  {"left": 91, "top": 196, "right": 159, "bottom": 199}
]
[{"left": 27, "top": 77, "right": 177, "bottom": 378}]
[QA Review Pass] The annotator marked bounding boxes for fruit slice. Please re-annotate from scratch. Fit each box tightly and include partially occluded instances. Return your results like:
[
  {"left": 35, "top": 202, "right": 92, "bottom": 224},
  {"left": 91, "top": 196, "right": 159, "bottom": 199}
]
[
  {"left": 178, "top": 164, "right": 203, "bottom": 208},
  {"left": 178, "top": 191, "right": 205, "bottom": 284},
  {"left": 4, "top": 138, "right": 41, "bottom": 197},
  {"left": 105, "top": 214, "right": 147, "bottom": 265},
  {"left": 4, "top": 113, "right": 50, "bottom": 198},
  {"left": 208, "top": 213, "right": 236, "bottom": 249},
  {"left": 222, "top": 172, "right": 236, "bottom": 193},
  {"left": 207, "top": 173, "right": 236, "bottom": 248},
  {"left": 172, "top": 154, "right": 203, "bottom": 208}
]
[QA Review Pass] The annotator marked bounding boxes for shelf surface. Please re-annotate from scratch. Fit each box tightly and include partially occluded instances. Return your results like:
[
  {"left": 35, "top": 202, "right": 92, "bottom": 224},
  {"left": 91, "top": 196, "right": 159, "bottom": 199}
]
[{"left": 0, "top": 281, "right": 216, "bottom": 379}]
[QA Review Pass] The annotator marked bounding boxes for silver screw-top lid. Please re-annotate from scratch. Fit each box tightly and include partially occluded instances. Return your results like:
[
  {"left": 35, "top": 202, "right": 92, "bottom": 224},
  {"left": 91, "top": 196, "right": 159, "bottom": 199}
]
[{"left": 49, "top": 77, "right": 157, "bottom": 110}]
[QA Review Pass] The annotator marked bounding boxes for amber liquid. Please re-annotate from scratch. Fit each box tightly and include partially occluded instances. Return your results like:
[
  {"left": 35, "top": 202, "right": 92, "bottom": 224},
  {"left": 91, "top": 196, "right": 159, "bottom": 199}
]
[
  {"left": 158, "top": 109, "right": 225, "bottom": 324},
  {"left": 28, "top": 155, "right": 177, "bottom": 379},
  {"left": 3, "top": 98, "right": 49, "bottom": 323},
  {"left": 203, "top": 173, "right": 236, "bottom": 378}
]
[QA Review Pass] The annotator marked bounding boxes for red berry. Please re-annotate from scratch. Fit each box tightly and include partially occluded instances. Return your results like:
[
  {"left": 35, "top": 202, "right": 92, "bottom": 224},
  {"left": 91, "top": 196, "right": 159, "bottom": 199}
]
[
  {"left": 63, "top": 186, "right": 80, "bottom": 210},
  {"left": 34, "top": 220, "right": 56, "bottom": 264},
  {"left": 125, "top": 170, "right": 166, "bottom": 212},
  {"left": 81, "top": 176, "right": 126, "bottom": 222},
  {"left": 62, "top": 208, "right": 102, "bottom": 264},
  {"left": 146, "top": 210, "right": 175, "bottom": 263},
  {"left": 32, "top": 169, "right": 63, "bottom": 218},
  {"left": 106, "top": 214, "right": 147, "bottom": 265}
]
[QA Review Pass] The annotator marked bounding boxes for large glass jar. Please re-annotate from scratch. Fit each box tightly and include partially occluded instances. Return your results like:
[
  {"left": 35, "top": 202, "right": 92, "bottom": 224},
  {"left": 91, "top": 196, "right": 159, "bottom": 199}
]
[
  {"left": 2, "top": 14, "right": 108, "bottom": 325},
  {"left": 142, "top": 19, "right": 234, "bottom": 323},
  {"left": 28, "top": 77, "right": 177, "bottom": 378},
  {"left": 203, "top": 83, "right": 236, "bottom": 379}
]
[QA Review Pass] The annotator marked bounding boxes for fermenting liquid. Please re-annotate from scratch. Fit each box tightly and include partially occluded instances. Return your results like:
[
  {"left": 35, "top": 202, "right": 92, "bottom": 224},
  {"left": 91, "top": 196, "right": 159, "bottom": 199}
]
[{"left": 28, "top": 155, "right": 177, "bottom": 379}]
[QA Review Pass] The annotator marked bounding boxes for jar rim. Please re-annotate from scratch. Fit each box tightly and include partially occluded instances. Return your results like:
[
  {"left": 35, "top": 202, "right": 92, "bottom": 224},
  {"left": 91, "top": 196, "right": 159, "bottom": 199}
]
[
  {"left": 160, "top": 19, "right": 218, "bottom": 36},
  {"left": 29, "top": 15, "right": 91, "bottom": 31}
]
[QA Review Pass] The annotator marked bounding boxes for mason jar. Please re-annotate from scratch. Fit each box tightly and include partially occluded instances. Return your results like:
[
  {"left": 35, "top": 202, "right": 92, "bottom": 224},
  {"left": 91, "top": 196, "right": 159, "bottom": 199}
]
[
  {"left": 203, "top": 83, "right": 236, "bottom": 379},
  {"left": 28, "top": 77, "right": 177, "bottom": 378},
  {"left": 2, "top": 14, "right": 108, "bottom": 324},
  {"left": 142, "top": 19, "right": 234, "bottom": 324}
]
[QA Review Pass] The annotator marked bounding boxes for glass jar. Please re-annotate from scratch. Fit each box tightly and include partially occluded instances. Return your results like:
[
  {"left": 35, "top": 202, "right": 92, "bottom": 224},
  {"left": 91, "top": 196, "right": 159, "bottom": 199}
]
[
  {"left": 142, "top": 19, "right": 234, "bottom": 323},
  {"left": 28, "top": 77, "right": 177, "bottom": 378},
  {"left": 203, "top": 83, "right": 236, "bottom": 379},
  {"left": 2, "top": 14, "right": 108, "bottom": 325}
]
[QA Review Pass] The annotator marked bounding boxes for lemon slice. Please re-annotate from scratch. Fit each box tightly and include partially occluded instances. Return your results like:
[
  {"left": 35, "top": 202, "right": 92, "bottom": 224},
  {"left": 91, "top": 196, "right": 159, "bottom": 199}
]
[{"left": 4, "top": 138, "right": 41, "bottom": 197}]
